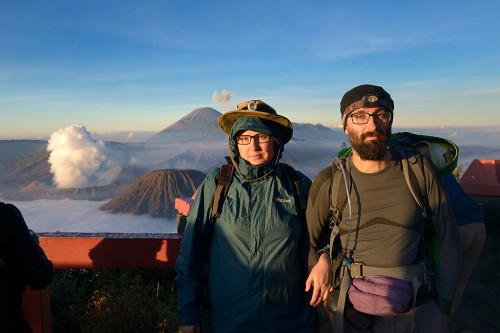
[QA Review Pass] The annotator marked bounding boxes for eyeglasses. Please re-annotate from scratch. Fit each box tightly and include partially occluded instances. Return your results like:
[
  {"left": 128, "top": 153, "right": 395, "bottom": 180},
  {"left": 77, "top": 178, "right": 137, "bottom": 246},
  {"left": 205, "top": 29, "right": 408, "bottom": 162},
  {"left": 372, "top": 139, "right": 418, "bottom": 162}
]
[
  {"left": 347, "top": 110, "right": 392, "bottom": 125},
  {"left": 236, "top": 133, "right": 272, "bottom": 145}
]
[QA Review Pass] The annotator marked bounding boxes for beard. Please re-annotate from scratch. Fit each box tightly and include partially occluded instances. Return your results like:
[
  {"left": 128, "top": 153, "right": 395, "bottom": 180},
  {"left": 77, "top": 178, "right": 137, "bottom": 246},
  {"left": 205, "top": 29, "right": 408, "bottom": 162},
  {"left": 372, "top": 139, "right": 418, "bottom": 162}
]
[{"left": 349, "top": 128, "right": 391, "bottom": 160}]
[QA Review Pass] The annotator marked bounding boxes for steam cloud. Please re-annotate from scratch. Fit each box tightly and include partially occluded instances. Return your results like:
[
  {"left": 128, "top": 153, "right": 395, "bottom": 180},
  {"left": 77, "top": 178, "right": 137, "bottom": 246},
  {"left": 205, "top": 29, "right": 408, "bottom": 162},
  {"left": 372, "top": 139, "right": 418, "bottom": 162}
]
[
  {"left": 212, "top": 90, "right": 233, "bottom": 109},
  {"left": 47, "top": 124, "right": 115, "bottom": 189}
]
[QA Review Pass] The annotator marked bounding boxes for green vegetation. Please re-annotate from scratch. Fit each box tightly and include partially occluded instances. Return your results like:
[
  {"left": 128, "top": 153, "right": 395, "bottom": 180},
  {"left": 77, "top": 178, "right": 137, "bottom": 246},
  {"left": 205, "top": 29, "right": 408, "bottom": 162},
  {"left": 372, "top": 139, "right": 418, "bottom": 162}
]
[{"left": 50, "top": 268, "right": 179, "bottom": 333}]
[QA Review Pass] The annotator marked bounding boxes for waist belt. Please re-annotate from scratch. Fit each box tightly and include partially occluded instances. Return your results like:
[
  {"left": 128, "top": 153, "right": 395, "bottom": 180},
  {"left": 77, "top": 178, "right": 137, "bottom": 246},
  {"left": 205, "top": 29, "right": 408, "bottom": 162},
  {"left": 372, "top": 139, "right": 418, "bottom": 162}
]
[
  {"left": 344, "top": 261, "right": 430, "bottom": 284},
  {"left": 334, "top": 261, "right": 431, "bottom": 332}
]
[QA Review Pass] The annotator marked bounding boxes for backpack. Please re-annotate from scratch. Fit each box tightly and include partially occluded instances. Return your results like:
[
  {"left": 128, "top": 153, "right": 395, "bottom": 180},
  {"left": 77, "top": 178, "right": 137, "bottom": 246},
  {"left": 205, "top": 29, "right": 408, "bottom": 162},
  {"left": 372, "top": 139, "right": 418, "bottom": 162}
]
[
  {"left": 327, "top": 133, "right": 457, "bottom": 329},
  {"left": 330, "top": 146, "right": 432, "bottom": 260},
  {"left": 210, "top": 158, "right": 307, "bottom": 221},
  {"left": 338, "top": 131, "right": 459, "bottom": 176},
  {"left": 331, "top": 132, "right": 458, "bottom": 263},
  {"left": 327, "top": 147, "right": 435, "bottom": 288}
]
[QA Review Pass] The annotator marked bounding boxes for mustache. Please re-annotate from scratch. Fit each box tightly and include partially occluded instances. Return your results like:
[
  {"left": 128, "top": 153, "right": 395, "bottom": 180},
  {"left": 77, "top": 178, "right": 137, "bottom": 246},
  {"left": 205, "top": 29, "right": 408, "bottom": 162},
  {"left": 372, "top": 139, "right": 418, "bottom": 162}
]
[{"left": 361, "top": 131, "right": 385, "bottom": 140}]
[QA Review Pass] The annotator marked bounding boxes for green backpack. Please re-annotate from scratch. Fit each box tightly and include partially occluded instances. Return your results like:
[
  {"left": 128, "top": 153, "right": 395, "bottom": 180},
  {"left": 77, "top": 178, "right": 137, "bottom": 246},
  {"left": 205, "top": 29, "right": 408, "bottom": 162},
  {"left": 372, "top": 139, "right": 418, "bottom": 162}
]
[
  {"left": 329, "top": 132, "right": 459, "bottom": 284},
  {"left": 338, "top": 131, "right": 459, "bottom": 176},
  {"left": 324, "top": 132, "right": 459, "bottom": 329},
  {"left": 333, "top": 131, "right": 459, "bottom": 239}
]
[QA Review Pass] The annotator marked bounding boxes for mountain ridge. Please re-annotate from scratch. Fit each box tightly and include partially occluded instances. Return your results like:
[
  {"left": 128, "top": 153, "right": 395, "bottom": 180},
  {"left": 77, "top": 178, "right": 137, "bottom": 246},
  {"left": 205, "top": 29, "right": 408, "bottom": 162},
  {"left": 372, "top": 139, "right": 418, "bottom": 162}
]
[
  {"left": 147, "top": 107, "right": 226, "bottom": 142},
  {"left": 2, "top": 107, "right": 500, "bottom": 207}
]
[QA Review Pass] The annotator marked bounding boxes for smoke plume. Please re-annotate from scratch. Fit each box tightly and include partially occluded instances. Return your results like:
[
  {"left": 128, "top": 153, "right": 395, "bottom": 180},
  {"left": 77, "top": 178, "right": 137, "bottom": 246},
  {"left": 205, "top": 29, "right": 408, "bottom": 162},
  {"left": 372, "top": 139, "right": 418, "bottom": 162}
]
[
  {"left": 211, "top": 90, "right": 233, "bottom": 109},
  {"left": 47, "top": 124, "right": 114, "bottom": 189}
]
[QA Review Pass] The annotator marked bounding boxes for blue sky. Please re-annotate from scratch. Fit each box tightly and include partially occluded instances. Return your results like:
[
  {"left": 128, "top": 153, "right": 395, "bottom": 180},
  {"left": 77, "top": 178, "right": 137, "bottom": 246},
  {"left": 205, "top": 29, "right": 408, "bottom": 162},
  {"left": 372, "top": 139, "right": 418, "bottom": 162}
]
[{"left": 1, "top": 0, "right": 499, "bottom": 140}]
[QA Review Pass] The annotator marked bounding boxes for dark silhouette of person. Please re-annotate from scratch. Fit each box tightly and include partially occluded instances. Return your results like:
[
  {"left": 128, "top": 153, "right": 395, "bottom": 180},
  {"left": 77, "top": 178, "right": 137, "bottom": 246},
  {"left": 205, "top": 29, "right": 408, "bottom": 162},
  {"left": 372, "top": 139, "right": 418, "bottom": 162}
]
[{"left": 0, "top": 202, "right": 53, "bottom": 333}]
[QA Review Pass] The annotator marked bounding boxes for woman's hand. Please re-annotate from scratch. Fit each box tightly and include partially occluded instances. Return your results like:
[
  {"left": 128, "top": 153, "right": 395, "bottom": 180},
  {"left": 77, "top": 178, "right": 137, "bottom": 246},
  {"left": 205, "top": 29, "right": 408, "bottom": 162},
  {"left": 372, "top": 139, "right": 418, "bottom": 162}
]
[{"left": 305, "top": 252, "right": 333, "bottom": 307}]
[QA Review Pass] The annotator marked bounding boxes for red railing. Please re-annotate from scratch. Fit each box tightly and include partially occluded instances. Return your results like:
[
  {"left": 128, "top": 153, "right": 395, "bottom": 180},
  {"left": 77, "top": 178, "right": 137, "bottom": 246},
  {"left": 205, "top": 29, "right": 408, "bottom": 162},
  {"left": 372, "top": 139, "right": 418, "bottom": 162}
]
[{"left": 22, "top": 232, "right": 183, "bottom": 333}]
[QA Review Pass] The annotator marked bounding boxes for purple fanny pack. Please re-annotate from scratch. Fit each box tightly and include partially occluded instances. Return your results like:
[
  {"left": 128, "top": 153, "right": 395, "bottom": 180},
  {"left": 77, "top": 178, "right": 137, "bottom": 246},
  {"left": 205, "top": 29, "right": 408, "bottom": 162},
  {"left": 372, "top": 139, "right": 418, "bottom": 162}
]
[{"left": 348, "top": 275, "right": 413, "bottom": 317}]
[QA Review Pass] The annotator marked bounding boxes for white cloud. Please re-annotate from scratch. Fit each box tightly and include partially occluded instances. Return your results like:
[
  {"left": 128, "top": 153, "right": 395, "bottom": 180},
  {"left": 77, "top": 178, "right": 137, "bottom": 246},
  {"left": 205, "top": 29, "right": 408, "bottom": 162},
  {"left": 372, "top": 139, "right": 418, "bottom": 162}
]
[{"left": 47, "top": 124, "right": 110, "bottom": 188}]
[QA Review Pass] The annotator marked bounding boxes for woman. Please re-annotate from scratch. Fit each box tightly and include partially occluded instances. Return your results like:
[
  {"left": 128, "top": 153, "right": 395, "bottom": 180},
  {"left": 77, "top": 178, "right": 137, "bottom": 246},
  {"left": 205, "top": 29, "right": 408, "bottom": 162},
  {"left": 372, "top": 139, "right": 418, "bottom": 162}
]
[{"left": 175, "top": 100, "right": 318, "bottom": 333}]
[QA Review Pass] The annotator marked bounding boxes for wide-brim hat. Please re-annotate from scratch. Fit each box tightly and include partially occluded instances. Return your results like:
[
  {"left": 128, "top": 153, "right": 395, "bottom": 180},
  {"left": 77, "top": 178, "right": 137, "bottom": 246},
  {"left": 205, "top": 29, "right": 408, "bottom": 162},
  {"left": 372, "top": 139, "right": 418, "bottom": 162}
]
[{"left": 218, "top": 100, "right": 293, "bottom": 143}]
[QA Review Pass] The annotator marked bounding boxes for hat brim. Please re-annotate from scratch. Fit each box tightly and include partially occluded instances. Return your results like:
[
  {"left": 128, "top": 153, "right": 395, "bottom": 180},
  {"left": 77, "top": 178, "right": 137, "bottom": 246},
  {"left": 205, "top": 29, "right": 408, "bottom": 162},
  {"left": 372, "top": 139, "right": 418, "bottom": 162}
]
[{"left": 218, "top": 110, "right": 293, "bottom": 143}]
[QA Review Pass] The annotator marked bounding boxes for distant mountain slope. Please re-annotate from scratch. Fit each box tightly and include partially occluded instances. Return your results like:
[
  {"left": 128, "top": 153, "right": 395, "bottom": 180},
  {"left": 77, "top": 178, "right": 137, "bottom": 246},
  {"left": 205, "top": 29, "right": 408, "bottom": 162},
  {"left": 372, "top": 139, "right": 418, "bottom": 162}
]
[
  {"left": 292, "top": 123, "right": 345, "bottom": 143},
  {"left": 147, "top": 107, "right": 346, "bottom": 144},
  {"left": 148, "top": 107, "right": 226, "bottom": 142},
  {"left": 0, "top": 146, "right": 52, "bottom": 191},
  {"left": 159, "top": 147, "right": 227, "bottom": 173},
  {"left": 0, "top": 139, "right": 48, "bottom": 164},
  {"left": 5, "top": 166, "right": 144, "bottom": 201},
  {"left": 100, "top": 169, "right": 206, "bottom": 218}
]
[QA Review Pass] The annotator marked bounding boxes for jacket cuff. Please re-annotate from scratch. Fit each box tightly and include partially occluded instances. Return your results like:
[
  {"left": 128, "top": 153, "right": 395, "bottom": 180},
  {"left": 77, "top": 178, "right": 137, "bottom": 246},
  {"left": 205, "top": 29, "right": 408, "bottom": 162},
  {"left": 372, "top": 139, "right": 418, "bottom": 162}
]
[
  {"left": 316, "top": 245, "right": 330, "bottom": 259},
  {"left": 178, "top": 302, "right": 202, "bottom": 327}
]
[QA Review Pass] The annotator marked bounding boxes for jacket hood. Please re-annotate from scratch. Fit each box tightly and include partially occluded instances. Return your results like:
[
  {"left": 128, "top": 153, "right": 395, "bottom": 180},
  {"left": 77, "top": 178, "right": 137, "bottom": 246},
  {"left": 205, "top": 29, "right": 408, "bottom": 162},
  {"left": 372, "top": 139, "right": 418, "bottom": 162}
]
[{"left": 228, "top": 117, "right": 285, "bottom": 181}]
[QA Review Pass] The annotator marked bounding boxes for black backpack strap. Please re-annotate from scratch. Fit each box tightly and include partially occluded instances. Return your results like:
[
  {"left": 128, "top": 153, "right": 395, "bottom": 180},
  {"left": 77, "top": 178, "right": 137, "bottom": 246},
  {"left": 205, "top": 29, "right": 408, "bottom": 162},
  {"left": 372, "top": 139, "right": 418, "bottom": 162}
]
[
  {"left": 210, "top": 156, "right": 235, "bottom": 221},
  {"left": 199, "top": 157, "right": 236, "bottom": 311},
  {"left": 281, "top": 163, "right": 307, "bottom": 216},
  {"left": 281, "top": 164, "right": 312, "bottom": 279}
]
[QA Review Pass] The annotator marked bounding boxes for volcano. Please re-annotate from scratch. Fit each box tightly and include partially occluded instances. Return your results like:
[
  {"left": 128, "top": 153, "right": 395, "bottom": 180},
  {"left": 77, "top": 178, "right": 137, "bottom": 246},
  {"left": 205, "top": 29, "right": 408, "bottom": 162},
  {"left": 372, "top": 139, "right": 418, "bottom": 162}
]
[{"left": 100, "top": 169, "right": 206, "bottom": 218}]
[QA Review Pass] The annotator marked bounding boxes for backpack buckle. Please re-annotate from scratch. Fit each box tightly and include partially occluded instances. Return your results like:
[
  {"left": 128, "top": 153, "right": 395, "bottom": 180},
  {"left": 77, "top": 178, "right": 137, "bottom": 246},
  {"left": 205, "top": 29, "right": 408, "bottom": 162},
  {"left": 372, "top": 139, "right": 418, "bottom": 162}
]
[{"left": 349, "top": 262, "right": 365, "bottom": 279}]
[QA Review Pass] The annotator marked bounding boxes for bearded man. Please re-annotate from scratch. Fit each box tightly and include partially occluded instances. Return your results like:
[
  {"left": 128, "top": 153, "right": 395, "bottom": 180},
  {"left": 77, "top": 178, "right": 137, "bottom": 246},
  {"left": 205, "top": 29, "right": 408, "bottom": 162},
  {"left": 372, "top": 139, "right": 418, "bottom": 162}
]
[{"left": 304, "top": 84, "right": 461, "bottom": 333}]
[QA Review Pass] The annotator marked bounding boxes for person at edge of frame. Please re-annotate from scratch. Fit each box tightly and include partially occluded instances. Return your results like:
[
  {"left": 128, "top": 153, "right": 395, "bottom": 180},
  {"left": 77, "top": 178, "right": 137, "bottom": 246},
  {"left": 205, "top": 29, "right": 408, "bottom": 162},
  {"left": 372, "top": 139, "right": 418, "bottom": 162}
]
[{"left": 1, "top": 201, "right": 53, "bottom": 333}]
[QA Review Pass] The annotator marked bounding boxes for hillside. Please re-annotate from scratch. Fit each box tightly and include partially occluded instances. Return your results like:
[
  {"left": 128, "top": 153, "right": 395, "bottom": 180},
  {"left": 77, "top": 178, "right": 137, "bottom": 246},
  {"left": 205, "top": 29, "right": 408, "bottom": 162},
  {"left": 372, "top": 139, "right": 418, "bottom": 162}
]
[
  {"left": 0, "top": 139, "right": 48, "bottom": 164},
  {"left": 6, "top": 166, "right": 144, "bottom": 201},
  {"left": 0, "top": 145, "right": 52, "bottom": 191},
  {"left": 100, "top": 169, "right": 206, "bottom": 218}
]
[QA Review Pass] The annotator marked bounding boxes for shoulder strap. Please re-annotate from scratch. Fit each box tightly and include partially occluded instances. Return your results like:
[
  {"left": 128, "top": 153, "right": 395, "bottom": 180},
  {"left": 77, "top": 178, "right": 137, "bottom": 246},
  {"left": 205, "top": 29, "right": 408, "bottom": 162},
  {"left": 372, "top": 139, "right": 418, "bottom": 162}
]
[
  {"left": 328, "top": 151, "right": 432, "bottom": 257},
  {"left": 281, "top": 164, "right": 307, "bottom": 216},
  {"left": 329, "top": 156, "right": 350, "bottom": 225},
  {"left": 328, "top": 156, "right": 351, "bottom": 256},
  {"left": 210, "top": 156, "right": 235, "bottom": 221},
  {"left": 399, "top": 147, "right": 438, "bottom": 262},
  {"left": 399, "top": 147, "right": 429, "bottom": 220},
  {"left": 201, "top": 156, "right": 235, "bottom": 307},
  {"left": 281, "top": 164, "right": 311, "bottom": 277},
  {"left": 210, "top": 159, "right": 308, "bottom": 221}
]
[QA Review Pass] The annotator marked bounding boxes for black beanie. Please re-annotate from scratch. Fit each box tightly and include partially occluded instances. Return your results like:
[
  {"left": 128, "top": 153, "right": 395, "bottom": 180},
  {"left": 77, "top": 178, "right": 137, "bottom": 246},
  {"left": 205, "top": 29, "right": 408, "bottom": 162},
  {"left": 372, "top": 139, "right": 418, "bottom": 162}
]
[{"left": 340, "top": 84, "right": 394, "bottom": 119}]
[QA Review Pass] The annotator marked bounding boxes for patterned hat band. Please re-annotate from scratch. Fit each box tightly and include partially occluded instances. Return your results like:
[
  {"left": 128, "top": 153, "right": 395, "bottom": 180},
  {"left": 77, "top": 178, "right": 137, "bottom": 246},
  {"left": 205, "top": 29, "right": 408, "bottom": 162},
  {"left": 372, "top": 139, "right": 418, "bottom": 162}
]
[{"left": 344, "top": 94, "right": 394, "bottom": 115}]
